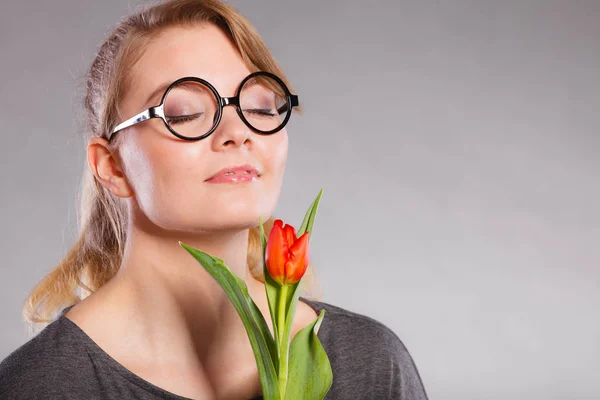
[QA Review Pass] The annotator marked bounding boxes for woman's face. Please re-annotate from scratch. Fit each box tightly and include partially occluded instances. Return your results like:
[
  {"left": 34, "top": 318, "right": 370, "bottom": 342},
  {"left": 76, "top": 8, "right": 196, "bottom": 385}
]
[{"left": 115, "top": 24, "right": 288, "bottom": 233}]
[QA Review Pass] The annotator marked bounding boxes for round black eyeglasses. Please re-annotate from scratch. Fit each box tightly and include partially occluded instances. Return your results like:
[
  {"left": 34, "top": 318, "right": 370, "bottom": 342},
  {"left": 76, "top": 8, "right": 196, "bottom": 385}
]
[{"left": 108, "top": 71, "right": 299, "bottom": 141}]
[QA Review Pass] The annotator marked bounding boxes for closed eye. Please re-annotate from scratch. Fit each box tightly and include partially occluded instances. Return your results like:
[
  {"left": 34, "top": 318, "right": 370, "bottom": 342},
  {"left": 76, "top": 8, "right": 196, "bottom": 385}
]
[
  {"left": 166, "top": 113, "right": 204, "bottom": 124},
  {"left": 243, "top": 108, "right": 277, "bottom": 117}
]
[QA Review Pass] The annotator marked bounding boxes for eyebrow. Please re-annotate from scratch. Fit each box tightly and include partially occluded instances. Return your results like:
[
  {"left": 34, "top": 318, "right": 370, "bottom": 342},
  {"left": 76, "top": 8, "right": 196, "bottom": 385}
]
[
  {"left": 142, "top": 80, "right": 174, "bottom": 109},
  {"left": 140, "top": 76, "right": 257, "bottom": 109}
]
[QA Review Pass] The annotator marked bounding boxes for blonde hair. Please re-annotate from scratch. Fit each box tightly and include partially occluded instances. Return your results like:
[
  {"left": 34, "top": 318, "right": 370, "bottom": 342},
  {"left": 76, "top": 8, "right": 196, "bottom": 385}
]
[{"left": 22, "top": 0, "right": 322, "bottom": 331}]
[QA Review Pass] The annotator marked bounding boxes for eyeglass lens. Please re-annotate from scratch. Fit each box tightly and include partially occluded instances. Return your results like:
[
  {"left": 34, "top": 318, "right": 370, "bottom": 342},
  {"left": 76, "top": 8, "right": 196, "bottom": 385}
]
[{"left": 163, "top": 75, "right": 290, "bottom": 138}]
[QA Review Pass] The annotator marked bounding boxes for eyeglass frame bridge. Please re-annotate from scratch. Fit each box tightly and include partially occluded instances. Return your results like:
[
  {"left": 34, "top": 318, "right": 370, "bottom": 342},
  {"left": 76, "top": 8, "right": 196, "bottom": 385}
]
[{"left": 107, "top": 71, "right": 299, "bottom": 142}]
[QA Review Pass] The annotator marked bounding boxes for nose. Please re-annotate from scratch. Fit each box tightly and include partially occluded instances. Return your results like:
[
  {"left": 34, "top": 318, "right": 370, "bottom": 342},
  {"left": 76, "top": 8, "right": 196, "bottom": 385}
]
[{"left": 210, "top": 103, "right": 252, "bottom": 151}]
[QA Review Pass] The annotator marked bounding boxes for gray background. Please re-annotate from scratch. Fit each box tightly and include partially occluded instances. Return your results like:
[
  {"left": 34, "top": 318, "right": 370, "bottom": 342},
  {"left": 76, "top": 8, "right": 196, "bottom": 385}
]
[{"left": 1, "top": 1, "right": 599, "bottom": 399}]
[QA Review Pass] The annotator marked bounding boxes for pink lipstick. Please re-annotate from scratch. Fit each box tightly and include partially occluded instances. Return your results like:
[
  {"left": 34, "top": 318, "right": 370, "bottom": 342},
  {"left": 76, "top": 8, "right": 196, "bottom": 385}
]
[{"left": 205, "top": 164, "right": 260, "bottom": 184}]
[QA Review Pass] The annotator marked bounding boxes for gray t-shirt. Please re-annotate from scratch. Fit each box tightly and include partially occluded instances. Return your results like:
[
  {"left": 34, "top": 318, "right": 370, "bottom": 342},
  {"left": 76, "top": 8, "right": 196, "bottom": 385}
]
[{"left": 0, "top": 297, "right": 428, "bottom": 399}]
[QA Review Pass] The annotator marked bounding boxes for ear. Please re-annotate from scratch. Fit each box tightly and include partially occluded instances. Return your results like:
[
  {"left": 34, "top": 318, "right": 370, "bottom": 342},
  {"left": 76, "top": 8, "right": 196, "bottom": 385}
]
[{"left": 87, "top": 137, "right": 134, "bottom": 198}]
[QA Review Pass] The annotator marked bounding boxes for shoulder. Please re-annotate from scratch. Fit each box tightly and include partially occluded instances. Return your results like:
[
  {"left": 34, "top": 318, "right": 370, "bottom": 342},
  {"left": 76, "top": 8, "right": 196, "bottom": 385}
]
[
  {"left": 0, "top": 317, "right": 89, "bottom": 399},
  {"left": 300, "top": 297, "right": 429, "bottom": 399},
  {"left": 302, "top": 296, "right": 411, "bottom": 356}
]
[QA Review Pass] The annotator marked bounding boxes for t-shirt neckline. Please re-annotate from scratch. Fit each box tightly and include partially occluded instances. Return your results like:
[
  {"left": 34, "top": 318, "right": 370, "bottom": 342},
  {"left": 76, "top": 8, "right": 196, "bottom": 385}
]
[{"left": 58, "top": 296, "right": 325, "bottom": 400}]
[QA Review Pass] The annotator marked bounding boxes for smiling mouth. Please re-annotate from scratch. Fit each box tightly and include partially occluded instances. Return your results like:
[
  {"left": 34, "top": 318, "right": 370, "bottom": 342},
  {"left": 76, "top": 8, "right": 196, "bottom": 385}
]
[{"left": 205, "top": 169, "right": 260, "bottom": 184}]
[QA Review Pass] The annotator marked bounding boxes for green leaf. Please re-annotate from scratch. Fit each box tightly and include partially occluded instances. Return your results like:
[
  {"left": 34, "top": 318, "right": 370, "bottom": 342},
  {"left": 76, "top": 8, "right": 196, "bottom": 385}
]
[
  {"left": 290, "top": 188, "right": 323, "bottom": 340},
  {"left": 285, "top": 309, "right": 333, "bottom": 400},
  {"left": 283, "top": 188, "right": 323, "bottom": 349},
  {"left": 298, "top": 189, "right": 323, "bottom": 237},
  {"left": 283, "top": 189, "right": 323, "bottom": 353},
  {"left": 179, "top": 242, "right": 281, "bottom": 400}
]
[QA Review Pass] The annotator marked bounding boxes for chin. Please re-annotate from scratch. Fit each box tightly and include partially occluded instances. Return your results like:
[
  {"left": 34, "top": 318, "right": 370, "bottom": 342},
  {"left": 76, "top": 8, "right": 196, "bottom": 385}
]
[{"left": 202, "top": 200, "right": 274, "bottom": 230}]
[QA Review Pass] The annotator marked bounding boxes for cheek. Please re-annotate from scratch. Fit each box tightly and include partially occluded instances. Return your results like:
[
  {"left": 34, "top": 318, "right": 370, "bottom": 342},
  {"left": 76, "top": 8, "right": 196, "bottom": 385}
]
[
  {"left": 266, "top": 131, "right": 288, "bottom": 182},
  {"left": 259, "top": 130, "right": 288, "bottom": 212},
  {"left": 121, "top": 134, "right": 208, "bottom": 224},
  {"left": 119, "top": 137, "right": 156, "bottom": 199}
]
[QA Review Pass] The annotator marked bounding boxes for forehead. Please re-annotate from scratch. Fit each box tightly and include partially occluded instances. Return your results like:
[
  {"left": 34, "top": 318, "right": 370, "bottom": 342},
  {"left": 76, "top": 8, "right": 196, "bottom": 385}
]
[{"left": 127, "top": 24, "right": 252, "bottom": 108}]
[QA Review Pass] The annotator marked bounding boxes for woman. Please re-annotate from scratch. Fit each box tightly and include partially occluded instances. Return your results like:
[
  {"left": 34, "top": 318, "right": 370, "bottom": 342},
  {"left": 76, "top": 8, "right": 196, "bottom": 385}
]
[{"left": 0, "top": 1, "right": 428, "bottom": 399}]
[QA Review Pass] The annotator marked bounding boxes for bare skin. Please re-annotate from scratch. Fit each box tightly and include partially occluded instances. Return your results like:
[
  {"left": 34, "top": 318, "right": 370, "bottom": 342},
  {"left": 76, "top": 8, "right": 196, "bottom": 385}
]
[{"left": 66, "top": 23, "right": 317, "bottom": 400}]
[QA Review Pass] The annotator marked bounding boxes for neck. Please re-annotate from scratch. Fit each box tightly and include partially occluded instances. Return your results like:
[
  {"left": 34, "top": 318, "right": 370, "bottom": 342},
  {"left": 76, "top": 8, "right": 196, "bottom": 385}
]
[{"left": 104, "top": 211, "right": 272, "bottom": 368}]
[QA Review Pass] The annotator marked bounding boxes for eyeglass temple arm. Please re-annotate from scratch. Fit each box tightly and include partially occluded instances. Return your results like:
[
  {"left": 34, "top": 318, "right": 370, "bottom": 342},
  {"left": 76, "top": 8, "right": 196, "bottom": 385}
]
[
  {"left": 110, "top": 108, "right": 158, "bottom": 139},
  {"left": 290, "top": 95, "right": 299, "bottom": 107},
  {"left": 276, "top": 94, "right": 299, "bottom": 114}
]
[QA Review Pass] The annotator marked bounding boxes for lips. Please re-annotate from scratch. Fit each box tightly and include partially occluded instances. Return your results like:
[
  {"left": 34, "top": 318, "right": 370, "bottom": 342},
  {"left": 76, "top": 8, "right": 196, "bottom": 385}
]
[{"left": 205, "top": 164, "right": 260, "bottom": 182}]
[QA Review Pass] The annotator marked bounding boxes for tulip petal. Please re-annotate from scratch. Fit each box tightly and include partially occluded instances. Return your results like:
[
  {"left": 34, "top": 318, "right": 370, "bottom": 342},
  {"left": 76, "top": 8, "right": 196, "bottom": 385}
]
[
  {"left": 283, "top": 223, "right": 297, "bottom": 246},
  {"left": 287, "top": 232, "right": 310, "bottom": 284},
  {"left": 266, "top": 220, "right": 290, "bottom": 285}
]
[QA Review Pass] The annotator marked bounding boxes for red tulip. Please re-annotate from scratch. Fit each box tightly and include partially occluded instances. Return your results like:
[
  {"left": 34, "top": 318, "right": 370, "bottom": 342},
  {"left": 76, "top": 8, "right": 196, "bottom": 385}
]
[{"left": 265, "top": 219, "right": 310, "bottom": 286}]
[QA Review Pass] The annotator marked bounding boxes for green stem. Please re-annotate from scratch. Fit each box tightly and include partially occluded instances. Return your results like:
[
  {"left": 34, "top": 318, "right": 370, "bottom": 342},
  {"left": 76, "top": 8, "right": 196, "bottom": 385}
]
[{"left": 277, "top": 284, "right": 289, "bottom": 398}]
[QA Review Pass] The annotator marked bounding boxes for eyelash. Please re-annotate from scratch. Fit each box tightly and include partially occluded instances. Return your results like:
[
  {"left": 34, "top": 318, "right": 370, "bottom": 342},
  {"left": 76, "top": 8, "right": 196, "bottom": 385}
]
[
  {"left": 166, "top": 107, "right": 280, "bottom": 126},
  {"left": 166, "top": 113, "right": 203, "bottom": 124},
  {"left": 244, "top": 108, "right": 276, "bottom": 117}
]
